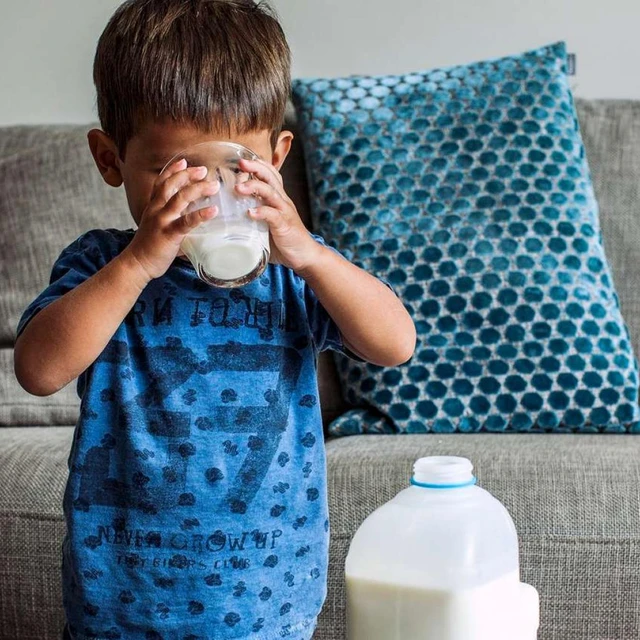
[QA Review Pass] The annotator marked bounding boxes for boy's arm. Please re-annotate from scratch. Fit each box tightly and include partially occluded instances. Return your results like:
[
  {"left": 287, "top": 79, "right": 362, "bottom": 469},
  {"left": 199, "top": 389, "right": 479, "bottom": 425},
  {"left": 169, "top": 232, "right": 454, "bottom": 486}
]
[
  {"left": 232, "top": 156, "right": 415, "bottom": 368},
  {"left": 14, "top": 159, "right": 221, "bottom": 397},
  {"left": 296, "top": 245, "right": 416, "bottom": 367},
  {"left": 14, "top": 249, "right": 151, "bottom": 396}
]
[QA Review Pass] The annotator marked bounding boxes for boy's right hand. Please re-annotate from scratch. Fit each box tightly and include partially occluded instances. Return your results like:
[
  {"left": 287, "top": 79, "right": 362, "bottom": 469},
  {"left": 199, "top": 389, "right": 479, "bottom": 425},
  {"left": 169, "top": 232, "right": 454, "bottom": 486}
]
[{"left": 124, "top": 158, "right": 220, "bottom": 281}]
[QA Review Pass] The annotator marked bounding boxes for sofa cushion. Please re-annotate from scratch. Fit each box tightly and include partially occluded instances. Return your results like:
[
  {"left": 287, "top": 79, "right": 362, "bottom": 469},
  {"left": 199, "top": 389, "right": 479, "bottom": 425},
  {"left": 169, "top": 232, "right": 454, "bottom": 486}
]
[
  {"left": 0, "top": 349, "right": 78, "bottom": 426},
  {"left": 1, "top": 426, "right": 639, "bottom": 639},
  {"left": 0, "top": 126, "right": 132, "bottom": 347},
  {"left": 0, "top": 427, "right": 70, "bottom": 638},
  {"left": 317, "top": 99, "right": 640, "bottom": 429},
  {"left": 292, "top": 43, "right": 640, "bottom": 435}
]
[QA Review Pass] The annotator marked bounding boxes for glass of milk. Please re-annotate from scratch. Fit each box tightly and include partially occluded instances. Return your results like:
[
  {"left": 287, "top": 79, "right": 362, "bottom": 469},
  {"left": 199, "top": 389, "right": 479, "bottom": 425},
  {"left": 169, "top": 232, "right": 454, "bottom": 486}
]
[{"left": 161, "top": 141, "right": 269, "bottom": 288}]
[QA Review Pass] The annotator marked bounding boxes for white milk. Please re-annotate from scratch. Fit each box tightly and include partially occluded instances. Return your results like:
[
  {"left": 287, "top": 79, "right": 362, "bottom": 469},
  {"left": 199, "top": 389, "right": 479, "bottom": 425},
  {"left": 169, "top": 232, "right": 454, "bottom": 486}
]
[
  {"left": 347, "top": 571, "right": 539, "bottom": 640},
  {"left": 182, "top": 185, "right": 268, "bottom": 283},
  {"left": 182, "top": 221, "right": 266, "bottom": 281}
]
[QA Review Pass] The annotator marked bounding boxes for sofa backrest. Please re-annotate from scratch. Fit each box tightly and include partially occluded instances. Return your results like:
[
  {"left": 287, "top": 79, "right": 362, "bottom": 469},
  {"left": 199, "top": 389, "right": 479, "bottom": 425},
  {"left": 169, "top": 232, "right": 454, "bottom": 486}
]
[
  {"left": 576, "top": 100, "right": 640, "bottom": 359},
  {"left": 0, "top": 98, "right": 639, "bottom": 426}
]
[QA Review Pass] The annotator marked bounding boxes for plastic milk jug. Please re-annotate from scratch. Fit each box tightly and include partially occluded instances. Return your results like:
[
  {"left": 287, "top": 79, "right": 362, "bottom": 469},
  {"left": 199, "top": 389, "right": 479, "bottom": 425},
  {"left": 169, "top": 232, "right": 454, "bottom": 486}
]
[{"left": 345, "top": 456, "right": 539, "bottom": 639}]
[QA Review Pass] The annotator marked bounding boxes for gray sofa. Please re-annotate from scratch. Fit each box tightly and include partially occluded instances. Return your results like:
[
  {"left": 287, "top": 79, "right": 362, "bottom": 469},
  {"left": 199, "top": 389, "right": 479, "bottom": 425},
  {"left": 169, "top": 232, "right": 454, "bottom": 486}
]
[{"left": 1, "top": 99, "right": 640, "bottom": 640}]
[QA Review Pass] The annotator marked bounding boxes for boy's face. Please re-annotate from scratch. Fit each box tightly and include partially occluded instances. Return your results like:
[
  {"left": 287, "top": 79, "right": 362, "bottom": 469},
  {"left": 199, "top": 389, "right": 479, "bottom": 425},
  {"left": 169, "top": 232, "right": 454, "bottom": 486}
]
[{"left": 88, "top": 119, "right": 293, "bottom": 231}]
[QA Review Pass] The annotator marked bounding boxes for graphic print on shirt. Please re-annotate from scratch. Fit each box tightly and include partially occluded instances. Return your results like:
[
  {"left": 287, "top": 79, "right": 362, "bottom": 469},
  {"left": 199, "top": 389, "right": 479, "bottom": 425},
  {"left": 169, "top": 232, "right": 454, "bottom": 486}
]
[
  {"left": 68, "top": 334, "right": 323, "bottom": 639},
  {"left": 16, "top": 229, "right": 347, "bottom": 638},
  {"left": 76, "top": 339, "right": 303, "bottom": 516}
]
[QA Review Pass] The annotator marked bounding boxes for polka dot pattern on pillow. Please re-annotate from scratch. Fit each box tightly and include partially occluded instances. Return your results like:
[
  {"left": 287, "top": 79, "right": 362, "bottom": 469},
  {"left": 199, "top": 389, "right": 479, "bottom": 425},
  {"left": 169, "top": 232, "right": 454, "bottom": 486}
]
[{"left": 292, "top": 42, "right": 640, "bottom": 434}]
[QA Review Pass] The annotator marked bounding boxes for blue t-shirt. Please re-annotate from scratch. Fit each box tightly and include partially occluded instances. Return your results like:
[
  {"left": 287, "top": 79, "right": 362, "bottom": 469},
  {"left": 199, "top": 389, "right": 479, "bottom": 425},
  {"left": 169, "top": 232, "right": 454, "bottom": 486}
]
[{"left": 17, "top": 228, "right": 377, "bottom": 640}]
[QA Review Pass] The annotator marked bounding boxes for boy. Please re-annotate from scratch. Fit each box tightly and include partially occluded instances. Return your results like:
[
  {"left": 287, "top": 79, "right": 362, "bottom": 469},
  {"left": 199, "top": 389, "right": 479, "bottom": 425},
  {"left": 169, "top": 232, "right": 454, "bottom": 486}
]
[{"left": 14, "top": 0, "right": 416, "bottom": 638}]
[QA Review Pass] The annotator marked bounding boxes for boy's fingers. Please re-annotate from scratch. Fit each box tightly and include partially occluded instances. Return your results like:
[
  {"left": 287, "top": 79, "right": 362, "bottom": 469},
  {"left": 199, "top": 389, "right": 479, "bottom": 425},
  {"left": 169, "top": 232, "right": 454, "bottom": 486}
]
[
  {"left": 168, "top": 205, "right": 218, "bottom": 235},
  {"left": 150, "top": 172, "right": 216, "bottom": 216},
  {"left": 161, "top": 179, "right": 220, "bottom": 220},
  {"left": 153, "top": 158, "right": 187, "bottom": 192},
  {"left": 151, "top": 165, "right": 209, "bottom": 206},
  {"left": 163, "top": 158, "right": 187, "bottom": 176},
  {"left": 247, "top": 205, "right": 288, "bottom": 230},
  {"left": 236, "top": 179, "right": 289, "bottom": 208},
  {"left": 238, "top": 157, "right": 283, "bottom": 187}
]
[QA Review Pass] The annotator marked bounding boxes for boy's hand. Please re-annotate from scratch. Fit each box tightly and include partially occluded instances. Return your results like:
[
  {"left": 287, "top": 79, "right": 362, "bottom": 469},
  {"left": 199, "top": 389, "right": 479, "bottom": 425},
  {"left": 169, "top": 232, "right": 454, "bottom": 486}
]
[
  {"left": 125, "top": 158, "right": 221, "bottom": 281},
  {"left": 235, "top": 158, "right": 325, "bottom": 274}
]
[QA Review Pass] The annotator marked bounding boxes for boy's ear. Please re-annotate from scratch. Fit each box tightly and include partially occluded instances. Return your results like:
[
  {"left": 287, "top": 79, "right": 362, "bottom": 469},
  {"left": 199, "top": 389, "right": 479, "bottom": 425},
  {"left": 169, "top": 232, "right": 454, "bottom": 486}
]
[
  {"left": 271, "top": 130, "right": 294, "bottom": 171},
  {"left": 87, "top": 129, "right": 124, "bottom": 187}
]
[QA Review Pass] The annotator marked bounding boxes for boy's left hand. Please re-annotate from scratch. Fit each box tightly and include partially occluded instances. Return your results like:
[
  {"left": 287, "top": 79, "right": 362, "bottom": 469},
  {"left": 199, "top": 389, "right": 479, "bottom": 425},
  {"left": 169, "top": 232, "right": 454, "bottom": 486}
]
[{"left": 235, "top": 158, "right": 324, "bottom": 274}]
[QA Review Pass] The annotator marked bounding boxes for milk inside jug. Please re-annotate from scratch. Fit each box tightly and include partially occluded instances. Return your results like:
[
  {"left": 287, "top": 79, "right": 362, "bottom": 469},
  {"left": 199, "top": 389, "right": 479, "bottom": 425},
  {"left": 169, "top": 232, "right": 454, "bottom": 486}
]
[{"left": 345, "top": 456, "right": 539, "bottom": 640}]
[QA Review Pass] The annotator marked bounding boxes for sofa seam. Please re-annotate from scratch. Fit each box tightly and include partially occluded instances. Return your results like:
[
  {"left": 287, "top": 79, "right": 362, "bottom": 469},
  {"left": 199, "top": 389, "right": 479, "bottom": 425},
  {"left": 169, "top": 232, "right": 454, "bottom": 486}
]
[
  {"left": 329, "top": 531, "right": 640, "bottom": 544},
  {"left": 0, "top": 511, "right": 63, "bottom": 522}
]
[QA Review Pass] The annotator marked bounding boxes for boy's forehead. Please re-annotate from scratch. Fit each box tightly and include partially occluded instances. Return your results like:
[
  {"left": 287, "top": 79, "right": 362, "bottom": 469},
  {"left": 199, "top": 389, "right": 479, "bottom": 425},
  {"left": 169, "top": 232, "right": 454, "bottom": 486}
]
[{"left": 127, "top": 119, "right": 271, "bottom": 162}]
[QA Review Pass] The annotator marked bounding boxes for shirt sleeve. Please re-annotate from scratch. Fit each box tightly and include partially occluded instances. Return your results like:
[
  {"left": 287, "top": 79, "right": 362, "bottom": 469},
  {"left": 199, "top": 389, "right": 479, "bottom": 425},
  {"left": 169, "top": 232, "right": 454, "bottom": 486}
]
[
  {"left": 302, "top": 232, "right": 398, "bottom": 362},
  {"left": 16, "top": 229, "right": 116, "bottom": 338}
]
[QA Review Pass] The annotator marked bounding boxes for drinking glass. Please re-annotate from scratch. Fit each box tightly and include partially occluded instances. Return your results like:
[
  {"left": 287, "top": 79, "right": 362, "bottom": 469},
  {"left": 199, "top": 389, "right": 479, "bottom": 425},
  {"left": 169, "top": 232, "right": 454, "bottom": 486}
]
[{"left": 161, "top": 141, "right": 269, "bottom": 288}]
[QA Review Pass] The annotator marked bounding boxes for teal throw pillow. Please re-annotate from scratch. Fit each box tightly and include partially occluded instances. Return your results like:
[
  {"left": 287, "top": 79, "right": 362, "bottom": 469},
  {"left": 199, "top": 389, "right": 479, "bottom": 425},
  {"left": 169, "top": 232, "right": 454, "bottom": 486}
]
[{"left": 291, "top": 42, "right": 640, "bottom": 435}]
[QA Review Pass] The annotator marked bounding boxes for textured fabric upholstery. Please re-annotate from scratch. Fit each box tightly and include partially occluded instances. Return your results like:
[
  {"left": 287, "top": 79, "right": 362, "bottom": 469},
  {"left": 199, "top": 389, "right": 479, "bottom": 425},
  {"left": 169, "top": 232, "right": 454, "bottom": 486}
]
[
  {"left": 1, "top": 99, "right": 640, "bottom": 639},
  {"left": 579, "top": 100, "right": 640, "bottom": 358},
  {"left": 3, "top": 100, "right": 640, "bottom": 430},
  {"left": 2, "top": 427, "right": 640, "bottom": 639},
  {"left": 292, "top": 44, "right": 640, "bottom": 435}
]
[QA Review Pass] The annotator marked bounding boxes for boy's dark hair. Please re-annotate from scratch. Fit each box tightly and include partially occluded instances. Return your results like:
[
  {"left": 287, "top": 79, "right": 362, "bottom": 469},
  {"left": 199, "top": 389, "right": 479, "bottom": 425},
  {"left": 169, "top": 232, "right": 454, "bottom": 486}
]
[{"left": 93, "top": 0, "right": 291, "bottom": 159}]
